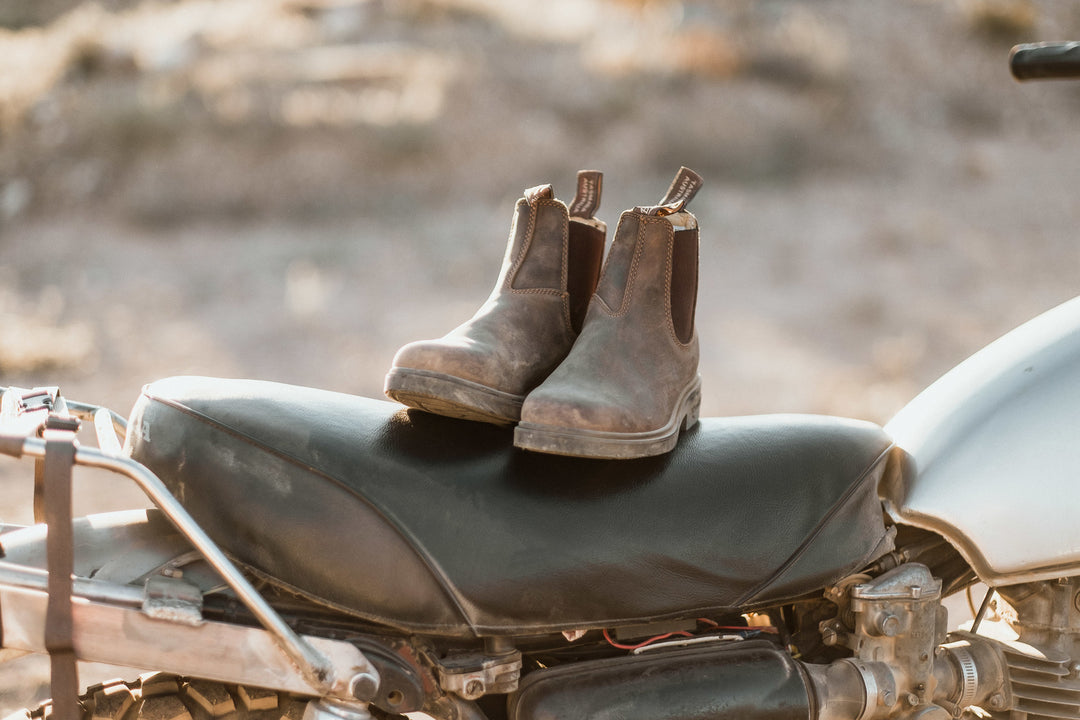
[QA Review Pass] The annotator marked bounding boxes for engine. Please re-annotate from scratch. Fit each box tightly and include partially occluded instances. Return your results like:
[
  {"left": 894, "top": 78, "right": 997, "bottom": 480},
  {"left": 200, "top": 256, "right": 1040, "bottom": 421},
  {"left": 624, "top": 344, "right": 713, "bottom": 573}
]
[
  {"left": 993, "top": 578, "right": 1080, "bottom": 720},
  {"left": 511, "top": 562, "right": 1080, "bottom": 720}
]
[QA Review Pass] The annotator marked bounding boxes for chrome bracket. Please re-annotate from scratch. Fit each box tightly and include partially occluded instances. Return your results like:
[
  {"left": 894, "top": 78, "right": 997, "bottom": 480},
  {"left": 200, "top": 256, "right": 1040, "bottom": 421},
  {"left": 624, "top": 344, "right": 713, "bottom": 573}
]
[
  {"left": 435, "top": 650, "right": 521, "bottom": 700},
  {"left": 143, "top": 574, "right": 204, "bottom": 627}
]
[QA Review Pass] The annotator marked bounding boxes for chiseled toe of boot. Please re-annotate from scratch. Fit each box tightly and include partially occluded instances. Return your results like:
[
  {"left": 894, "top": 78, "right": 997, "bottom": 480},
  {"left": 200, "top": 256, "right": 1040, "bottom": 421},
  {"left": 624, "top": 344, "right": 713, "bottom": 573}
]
[
  {"left": 386, "top": 338, "right": 527, "bottom": 425},
  {"left": 515, "top": 374, "right": 702, "bottom": 459}
]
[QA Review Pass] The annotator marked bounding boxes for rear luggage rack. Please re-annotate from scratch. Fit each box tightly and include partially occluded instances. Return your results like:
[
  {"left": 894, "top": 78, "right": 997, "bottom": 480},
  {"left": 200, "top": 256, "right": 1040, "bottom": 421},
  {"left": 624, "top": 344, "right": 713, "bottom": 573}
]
[{"left": 0, "top": 386, "right": 378, "bottom": 699}]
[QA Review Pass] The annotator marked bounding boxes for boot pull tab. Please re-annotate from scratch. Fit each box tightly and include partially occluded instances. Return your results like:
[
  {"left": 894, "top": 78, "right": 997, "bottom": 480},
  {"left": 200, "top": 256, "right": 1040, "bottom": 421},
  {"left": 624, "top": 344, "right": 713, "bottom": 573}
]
[
  {"left": 637, "top": 166, "right": 704, "bottom": 216},
  {"left": 524, "top": 184, "right": 555, "bottom": 206},
  {"left": 568, "top": 170, "right": 603, "bottom": 219}
]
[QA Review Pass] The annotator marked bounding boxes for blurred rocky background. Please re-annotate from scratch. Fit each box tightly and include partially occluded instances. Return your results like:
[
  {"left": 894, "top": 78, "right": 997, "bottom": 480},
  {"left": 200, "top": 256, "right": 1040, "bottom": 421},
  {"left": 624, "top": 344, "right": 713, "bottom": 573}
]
[{"left": 0, "top": 0, "right": 1079, "bottom": 709}]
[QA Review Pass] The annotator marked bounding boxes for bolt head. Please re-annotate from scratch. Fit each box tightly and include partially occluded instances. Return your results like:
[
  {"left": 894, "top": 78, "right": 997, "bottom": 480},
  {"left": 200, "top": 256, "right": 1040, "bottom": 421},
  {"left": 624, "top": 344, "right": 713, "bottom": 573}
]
[
  {"left": 349, "top": 672, "right": 379, "bottom": 701},
  {"left": 463, "top": 679, "right": 485, "bottom": 699},
  {"left": 989, "top": 693, "right": 1006, "bottom": 710},
  {"left": 878, "top": 614, "right": 901, "bottom": 637}
]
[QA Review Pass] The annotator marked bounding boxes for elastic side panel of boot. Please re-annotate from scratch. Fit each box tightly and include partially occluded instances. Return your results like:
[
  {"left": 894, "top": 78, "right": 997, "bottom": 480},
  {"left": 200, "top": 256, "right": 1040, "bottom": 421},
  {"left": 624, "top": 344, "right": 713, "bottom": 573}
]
[
  {"left": 566, "top": 220, "right": 605, "bottom": 333},
  {"left": 671, "top": 227, "right": 699, "bottom": 344}
]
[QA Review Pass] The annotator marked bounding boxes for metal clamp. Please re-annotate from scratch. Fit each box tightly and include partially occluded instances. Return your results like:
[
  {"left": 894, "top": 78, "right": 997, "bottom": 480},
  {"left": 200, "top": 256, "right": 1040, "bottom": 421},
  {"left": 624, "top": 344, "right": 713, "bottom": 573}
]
[{"left": 948, "top": 645, "right": 979, "bottom": 709}]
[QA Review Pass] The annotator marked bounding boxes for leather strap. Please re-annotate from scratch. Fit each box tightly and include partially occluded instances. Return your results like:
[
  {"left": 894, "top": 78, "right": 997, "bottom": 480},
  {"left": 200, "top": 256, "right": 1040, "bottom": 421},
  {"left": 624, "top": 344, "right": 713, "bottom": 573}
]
[
  {"left": 33, "top": 458, "right": 45, "bottom": 525},
  {"left": 42, "top": 423, "right": 79, "bottom": 720}
]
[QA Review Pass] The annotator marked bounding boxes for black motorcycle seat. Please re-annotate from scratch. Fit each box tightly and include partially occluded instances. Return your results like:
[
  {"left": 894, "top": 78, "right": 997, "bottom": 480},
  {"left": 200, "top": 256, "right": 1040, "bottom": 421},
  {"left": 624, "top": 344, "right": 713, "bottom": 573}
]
[{"left": 127, "top": 376, "right": 894, "bottom": 638}]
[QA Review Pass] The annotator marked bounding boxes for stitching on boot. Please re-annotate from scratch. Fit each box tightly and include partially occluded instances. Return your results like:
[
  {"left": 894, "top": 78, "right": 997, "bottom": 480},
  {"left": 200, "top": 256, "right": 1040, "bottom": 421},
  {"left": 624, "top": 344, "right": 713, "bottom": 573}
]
[
  {"left": 510, "top": 198, "right": 573, "bottom": 335},
  {"left": 504, "top": 198, "right": 537, "bottom": 291},
  {"left": 507, "top": 198, "right": 569, "bottom": 299},
  {"left": 628, "top": 216, "right": 672, "bottom": 316},
  {"left": 508, "top": 288, "right": 563, "bottom": 297},
  {"left": 596, "top": 213, "right": 649, "bottom": 317},
  {"left": 551, "top": 200, "right": 569, "bottom": 296},
  {"left": 553, "top": 198, "right": 572, "bottom": 334},
  {"left": 663, "top": 226, "right": 679, "bottom": 346},
  {"left": 503, "top": 286, "right": 574, "bottom": 344}
]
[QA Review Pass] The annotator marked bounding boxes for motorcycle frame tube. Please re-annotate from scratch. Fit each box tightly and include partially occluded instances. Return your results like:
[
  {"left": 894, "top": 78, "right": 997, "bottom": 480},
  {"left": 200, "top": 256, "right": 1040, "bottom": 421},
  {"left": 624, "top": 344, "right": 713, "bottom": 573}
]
[
  {"left": 2, "top": 435, "right": 378, "bottom": 698},
  {"left": 66, "top": 400, "right": 128, "bottom": 446},
  {"left": 0, "top": 562, "right": 371, "bottom": 697}
]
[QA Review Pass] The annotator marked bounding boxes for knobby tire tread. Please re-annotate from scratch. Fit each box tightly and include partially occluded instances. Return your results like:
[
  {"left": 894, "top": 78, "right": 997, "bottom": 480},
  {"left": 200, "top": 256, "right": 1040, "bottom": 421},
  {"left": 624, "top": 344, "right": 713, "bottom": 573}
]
[{"left": 22, "top": 674, "right": 310, "bottom": 720}]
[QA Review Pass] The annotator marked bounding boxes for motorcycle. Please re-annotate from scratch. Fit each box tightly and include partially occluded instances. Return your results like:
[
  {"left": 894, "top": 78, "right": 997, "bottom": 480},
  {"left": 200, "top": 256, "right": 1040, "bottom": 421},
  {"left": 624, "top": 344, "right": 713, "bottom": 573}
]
[{"left": 0, "top": 41, "right": 1078, "bottom": 720}]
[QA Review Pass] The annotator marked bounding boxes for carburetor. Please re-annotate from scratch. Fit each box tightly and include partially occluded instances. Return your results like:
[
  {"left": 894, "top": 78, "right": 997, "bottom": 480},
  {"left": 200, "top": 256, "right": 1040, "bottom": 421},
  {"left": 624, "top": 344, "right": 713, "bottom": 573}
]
[{"left": 807, "top": 563, "right": 1006, "bottom": 720}]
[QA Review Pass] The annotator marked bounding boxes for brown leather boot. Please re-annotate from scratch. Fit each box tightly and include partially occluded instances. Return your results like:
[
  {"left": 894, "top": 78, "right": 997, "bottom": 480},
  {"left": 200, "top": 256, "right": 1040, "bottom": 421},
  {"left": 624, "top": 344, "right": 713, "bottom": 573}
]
[
  {"left": 514, "top": 167, "right": 703, "bottom": 458},
  {"left": 385, "top": 171, "right": 606, "bottom": 424}
]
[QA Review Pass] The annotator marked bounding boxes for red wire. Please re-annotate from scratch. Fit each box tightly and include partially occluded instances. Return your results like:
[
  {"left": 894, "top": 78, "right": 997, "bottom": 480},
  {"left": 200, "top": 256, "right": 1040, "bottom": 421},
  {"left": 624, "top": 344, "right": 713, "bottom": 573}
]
[{"left": 602, "top": 628, "right": 693, "bottom": 650}]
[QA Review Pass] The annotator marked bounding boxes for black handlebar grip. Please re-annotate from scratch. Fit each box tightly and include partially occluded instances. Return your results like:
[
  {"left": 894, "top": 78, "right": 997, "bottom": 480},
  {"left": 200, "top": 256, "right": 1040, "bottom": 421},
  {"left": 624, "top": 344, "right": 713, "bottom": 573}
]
[{"left": 1011, "top": 42, "right": 1080, "bottom": 81}]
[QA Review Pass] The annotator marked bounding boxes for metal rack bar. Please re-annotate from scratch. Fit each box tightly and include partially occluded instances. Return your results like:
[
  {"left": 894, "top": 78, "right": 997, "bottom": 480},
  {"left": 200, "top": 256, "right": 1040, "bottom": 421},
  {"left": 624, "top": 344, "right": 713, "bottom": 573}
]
[{"left": 13, "top": 436, "right": 343, "bottom": 693}]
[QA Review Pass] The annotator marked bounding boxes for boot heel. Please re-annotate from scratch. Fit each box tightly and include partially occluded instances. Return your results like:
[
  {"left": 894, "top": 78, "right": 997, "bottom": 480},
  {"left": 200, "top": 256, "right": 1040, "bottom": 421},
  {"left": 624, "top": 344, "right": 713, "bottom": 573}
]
[{"left": 681, "top": 384, "right": 701, "bottom": 431}]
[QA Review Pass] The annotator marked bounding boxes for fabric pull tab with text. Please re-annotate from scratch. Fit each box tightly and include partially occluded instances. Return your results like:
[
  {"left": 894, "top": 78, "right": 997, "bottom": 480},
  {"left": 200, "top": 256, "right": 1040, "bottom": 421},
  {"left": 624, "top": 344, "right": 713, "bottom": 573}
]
[
  {"left": 568, "top": 170, "right": 603, "bottom": 219},
  {"left": 638, "top": 166, "right": 704, "bottom": 216},
  {"left": 660, "top": 166, "right": 703, "bottom": 208}
]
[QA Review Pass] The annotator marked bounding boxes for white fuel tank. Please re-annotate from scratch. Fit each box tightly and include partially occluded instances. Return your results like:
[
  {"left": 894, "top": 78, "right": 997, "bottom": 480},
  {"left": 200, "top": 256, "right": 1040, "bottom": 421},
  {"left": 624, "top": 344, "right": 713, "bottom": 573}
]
[{"left": 884, "top": 296, "right": 1080, "bottom": 587}]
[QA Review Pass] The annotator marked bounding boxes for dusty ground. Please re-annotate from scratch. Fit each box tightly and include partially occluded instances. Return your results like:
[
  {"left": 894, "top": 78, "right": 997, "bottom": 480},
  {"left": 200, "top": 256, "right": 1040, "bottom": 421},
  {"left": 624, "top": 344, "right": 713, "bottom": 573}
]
[{"left": 0, "top": 0, "right": 1079, "bottom": 710}]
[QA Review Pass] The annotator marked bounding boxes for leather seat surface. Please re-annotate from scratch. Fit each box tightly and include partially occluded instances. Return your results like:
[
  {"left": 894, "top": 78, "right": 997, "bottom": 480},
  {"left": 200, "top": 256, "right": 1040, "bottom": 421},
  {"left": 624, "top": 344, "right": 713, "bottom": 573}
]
[{"left": 127, "top": 376, "right": 894, "bottom": 638}]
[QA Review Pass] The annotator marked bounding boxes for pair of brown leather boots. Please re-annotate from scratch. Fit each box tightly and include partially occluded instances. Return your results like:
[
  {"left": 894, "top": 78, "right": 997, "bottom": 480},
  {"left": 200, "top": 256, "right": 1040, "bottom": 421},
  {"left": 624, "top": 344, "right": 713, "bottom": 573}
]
[{"left": 385, "top": 167, "right": 703, "bottom": 460}]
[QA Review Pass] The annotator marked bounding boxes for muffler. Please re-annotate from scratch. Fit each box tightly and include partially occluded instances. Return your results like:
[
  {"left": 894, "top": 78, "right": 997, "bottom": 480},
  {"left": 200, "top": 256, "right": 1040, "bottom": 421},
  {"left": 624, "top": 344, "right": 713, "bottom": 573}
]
[{"left": 509, "top": 641, "right": 811, "bottom": 720}]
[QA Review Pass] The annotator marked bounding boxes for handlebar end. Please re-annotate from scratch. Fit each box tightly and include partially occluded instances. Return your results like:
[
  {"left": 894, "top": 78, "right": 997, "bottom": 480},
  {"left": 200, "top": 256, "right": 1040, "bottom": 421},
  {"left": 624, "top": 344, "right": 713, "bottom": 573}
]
[{"left": 1011, "top": 42, "right": 1080, "bottom": 81}]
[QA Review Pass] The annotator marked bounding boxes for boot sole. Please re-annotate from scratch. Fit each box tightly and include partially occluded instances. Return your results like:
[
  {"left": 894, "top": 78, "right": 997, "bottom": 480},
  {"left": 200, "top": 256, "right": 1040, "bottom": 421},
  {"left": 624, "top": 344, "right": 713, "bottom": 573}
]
[
  {"left": 385, "top": 367, "right": 524, "bottom": 426},
  {"left": 513, "top": 376, "right": 702, "bottom": 459}
]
